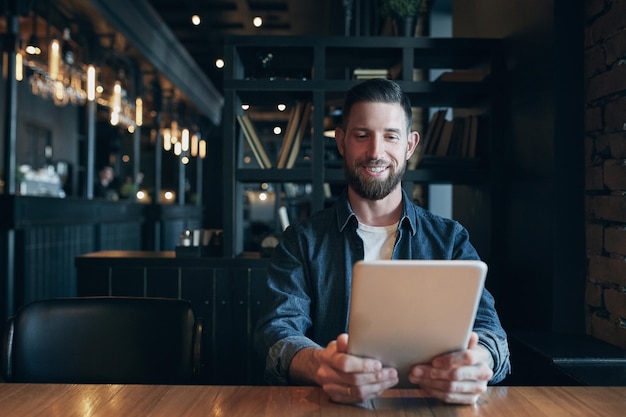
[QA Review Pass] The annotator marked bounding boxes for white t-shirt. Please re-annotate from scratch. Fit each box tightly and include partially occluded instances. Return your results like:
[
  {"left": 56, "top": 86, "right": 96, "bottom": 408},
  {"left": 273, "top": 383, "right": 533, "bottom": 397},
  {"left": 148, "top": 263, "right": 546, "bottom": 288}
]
[{"left": 357, "top": 221, "right": 399, "bottom": 261}]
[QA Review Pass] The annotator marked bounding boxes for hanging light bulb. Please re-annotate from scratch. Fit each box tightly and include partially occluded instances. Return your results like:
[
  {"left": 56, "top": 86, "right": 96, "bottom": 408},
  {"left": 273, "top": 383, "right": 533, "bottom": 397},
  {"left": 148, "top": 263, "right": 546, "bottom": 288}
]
[
  {"left": 135, "top": 97, "right": 143, "bottom": 126},
  {"left": 181, "top": 128, "right": 190, "bottom": 152},
  {"left": 191, "top": 134, "right": 199, "bottom": 157},
  {"left": 48, "top": 39, "right": 60, "bottom": 81},
  {"left": 87, "top": 65, "right": 96, "bottom": 101},
  {"left": 199, "top": 140, "right": 207, "bottom": 159},
  {"left": 110, "top": 81, "right": 122, "bottom": 125},
  {"left": 163, "top": 128, "right": 172, "bottom": 151},
  {"left": 15, "top": 52, "right": 23, "bottom": 81},
  {"left": 25, "top": 10, "right": 41, "bottom": 55}
]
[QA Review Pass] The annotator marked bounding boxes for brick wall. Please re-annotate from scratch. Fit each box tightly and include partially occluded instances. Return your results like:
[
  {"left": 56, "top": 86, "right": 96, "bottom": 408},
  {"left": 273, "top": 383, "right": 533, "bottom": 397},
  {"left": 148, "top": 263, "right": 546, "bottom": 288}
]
[{"left": 585, "top": 0, "right": 626, "bottom": 348}]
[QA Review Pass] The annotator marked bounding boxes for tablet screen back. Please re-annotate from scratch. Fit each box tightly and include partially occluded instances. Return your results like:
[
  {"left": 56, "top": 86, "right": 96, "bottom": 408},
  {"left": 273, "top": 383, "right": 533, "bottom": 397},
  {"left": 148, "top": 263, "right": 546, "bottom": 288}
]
[{"left": 347, "top": 259, "right": 487, "bottom": 387}]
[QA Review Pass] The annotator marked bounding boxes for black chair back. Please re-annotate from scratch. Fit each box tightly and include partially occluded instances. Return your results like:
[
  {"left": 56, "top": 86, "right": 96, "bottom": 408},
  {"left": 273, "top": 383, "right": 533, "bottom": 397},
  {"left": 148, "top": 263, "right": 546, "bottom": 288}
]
[{"left": 2, "top": 297, "right": 202, "bottom": 384}]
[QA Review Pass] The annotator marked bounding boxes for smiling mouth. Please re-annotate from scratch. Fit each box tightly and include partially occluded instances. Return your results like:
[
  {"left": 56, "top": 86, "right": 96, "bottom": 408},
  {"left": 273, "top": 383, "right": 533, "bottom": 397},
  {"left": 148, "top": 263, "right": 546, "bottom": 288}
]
[{"left": 365, "top": 166, "right": 387, "bottom": 173}]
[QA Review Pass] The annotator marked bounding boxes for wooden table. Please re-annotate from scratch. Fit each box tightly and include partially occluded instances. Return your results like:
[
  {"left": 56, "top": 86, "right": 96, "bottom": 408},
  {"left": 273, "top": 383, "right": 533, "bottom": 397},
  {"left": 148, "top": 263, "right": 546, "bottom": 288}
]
[{"left": 0, "top": 384, "right": 624, "bottom": 416}]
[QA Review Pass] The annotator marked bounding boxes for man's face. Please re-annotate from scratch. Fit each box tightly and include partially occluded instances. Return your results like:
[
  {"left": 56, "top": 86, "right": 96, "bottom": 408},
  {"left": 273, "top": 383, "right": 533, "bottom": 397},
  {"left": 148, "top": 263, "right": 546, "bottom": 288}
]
[{"left": 335, "top": 101, "right": 417, "bottom": 201}]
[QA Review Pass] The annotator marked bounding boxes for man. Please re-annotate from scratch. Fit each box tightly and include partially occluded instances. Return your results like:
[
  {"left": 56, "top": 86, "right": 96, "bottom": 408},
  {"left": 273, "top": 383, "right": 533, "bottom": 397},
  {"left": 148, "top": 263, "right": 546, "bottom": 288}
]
[
  {"left": 94, "top": 165, "right": 118, "bottom": 200},
  {"left": 254, "top": 78, "right": 510, "bottom": 405}
]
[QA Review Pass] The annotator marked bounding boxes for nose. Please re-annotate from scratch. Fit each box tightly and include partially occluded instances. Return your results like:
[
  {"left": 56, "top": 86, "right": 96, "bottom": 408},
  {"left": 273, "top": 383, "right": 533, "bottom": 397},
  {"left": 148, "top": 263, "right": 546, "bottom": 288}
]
[{"left": 365, "top": 135, "right": 385, "bottom": 160}]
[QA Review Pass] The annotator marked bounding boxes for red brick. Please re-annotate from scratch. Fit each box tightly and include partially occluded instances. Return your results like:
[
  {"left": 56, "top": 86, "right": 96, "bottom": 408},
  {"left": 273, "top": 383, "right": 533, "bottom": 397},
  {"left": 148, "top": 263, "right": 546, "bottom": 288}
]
[
  {"left": 585, "top": 106, "right": 603, "bottom": 133},
  {"left": 595, "top": 132, "right": 626, "bottom": 158},
  {"left": 605, "top": 28, "right": 626, "bottom": 64},
  {"left": 605, "top": 96, "right": 626, "bottom": 133},
  {"left": 592, "top": 195, "right": 626, "bottom": 222},
  {"left": 605, "top": 226, "right": 626, "bottom": 255},
  {"left": 585, "top": 282, "right": 604, "bottom": 308},
  {"left": 596, "top": 131, "right": 626, "bottom": 159},
  {"left": 586, "top": 223, "right": 604, "bottom": 256},
  {"left": 584, "top": 44, "right": 606, "bottom": 79},
  {"left": 605, "top": 288, "right": 626, "bottom": 318},
  {"left": 589, "top": 1, "right": 626, "bottom": 42},
  {"left": 588, "top": 255, "right": 626, "bottom": 286},
  {"left": 585, "top": 0, "right": 605, "bottom": 19},
  {"left": 588, "top": 313, "right": 626, "bottom": 349},
  {"left": 586, "top": 64, "right": 626, "bottom": 102},
  {"left": 586, "top": 166, "right": 604, "bottom": 190},
  {"left": 603, "top": 159, "right": 626, "bottom": 190}
]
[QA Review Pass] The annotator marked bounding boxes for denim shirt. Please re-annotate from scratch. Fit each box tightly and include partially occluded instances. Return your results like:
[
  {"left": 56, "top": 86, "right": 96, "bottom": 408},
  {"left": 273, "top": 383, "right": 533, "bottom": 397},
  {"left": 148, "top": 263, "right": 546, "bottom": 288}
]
[{"left": 253, "top": 188, "right": 511, "bottom": 386}]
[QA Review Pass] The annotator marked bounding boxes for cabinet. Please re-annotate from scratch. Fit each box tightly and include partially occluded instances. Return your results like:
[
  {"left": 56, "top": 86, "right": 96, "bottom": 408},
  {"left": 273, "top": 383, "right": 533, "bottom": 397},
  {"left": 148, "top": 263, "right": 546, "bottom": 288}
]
[{"left": 222, "top": 36, "right": 507, "bottom": 262}]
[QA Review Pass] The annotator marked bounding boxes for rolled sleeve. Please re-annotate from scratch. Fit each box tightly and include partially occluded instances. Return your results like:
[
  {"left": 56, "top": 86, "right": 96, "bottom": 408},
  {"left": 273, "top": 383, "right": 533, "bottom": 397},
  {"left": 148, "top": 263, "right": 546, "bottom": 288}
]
[{"left": 264, "top": 336, "right": 321, "bottom": 385}]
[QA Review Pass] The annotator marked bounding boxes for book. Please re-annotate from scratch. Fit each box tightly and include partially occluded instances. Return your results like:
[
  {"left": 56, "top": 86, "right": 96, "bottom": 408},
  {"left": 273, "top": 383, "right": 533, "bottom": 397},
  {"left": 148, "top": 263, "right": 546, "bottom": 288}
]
[
  {"left": 237, "top": 114, "right": 272, "bottom": 169},
  {"left": 353, "top": 68, "right": 389, "bottom": 79},
  {"left": 447, "top": 117, "right": 466, "bottom": 157},
  {"left": 286, "top": 102, "right": 312, "bottom": 169},
  {"left": 276, "top": 102, "right": 304, "bottom": 169},
  {"left": 435, "top": 119, "right": 454, "bottom": 157},
  {"left": 461, "top": 115, "right": 473, "bottom": 157},
  {"left": 467, "top": 115, "right": 479, "bottom": 158},
  {"left": 422, "top": 109, "right": 447, "bottom": 156}
]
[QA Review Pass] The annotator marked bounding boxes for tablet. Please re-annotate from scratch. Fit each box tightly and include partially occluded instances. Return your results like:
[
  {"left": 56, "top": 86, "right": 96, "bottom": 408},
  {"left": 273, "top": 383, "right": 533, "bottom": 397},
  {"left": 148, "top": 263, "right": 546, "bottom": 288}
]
[{"left": 347, "top": 259, "right": 487, "bottom": 387}]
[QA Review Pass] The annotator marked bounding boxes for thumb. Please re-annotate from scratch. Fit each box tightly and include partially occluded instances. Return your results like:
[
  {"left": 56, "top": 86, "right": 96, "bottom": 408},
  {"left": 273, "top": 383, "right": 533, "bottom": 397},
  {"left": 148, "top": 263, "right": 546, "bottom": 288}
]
[
  {"left": 467, "top": 331, "right": 479, "bottom": 349},
  {"left": 336, "top": 333, "right": 349, "bottom": 353}
]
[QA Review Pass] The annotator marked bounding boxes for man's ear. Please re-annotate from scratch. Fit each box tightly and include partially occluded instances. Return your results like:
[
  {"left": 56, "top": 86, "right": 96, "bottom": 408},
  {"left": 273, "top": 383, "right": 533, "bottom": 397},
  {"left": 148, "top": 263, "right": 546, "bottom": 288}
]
[
  {"left": 334, "top": 127, "right": 345, "bottom": 157},
  {"left": 406, "top": 130, "right": 420, "bottom": 160}
]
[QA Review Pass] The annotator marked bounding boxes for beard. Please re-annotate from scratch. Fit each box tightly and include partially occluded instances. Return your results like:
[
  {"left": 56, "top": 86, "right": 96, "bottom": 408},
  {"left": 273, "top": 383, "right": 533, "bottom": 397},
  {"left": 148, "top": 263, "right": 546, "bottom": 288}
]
[{"left": 344, "top": 158, "right": 406, "bottom": 200}]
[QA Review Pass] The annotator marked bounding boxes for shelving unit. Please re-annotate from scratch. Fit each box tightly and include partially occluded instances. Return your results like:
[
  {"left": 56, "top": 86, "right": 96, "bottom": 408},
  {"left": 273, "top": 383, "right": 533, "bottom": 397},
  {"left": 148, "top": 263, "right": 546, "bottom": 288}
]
[{"left": 222, "top": 36, "right": 506, "bottom": 260}]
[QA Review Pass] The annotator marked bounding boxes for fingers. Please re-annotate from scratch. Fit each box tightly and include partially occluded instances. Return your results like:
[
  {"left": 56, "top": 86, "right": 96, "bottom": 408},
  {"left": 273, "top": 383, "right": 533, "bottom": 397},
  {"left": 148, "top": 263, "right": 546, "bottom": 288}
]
[
  {"left": 324, "top": 371, "right": 399, "bottom": 403},
  {"left": 319, "top": 334, "right": 399, "bottom": 403}
]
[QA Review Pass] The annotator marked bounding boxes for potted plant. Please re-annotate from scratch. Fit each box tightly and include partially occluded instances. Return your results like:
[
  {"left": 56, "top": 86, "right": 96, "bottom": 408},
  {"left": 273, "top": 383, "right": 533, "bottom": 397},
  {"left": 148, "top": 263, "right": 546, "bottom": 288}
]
[{"left": 379, "top": 0, "right": 426, "bottom": 36}]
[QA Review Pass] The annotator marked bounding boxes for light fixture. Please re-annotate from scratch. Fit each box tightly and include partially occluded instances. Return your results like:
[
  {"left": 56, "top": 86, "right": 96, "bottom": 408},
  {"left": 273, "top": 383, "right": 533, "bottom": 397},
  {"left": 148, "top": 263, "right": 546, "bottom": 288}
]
[
  {"left": 87, "top": 65, "right": 96, "bottom": 101},
  {"left": 277, "top": 103, "right": 286, "bottom": 111},
  {"left": 163, "top": 128, "right": 172, "bottom": 151},
  {"left": 191, "top": 133, "right": 199, "bottom": 157},
  {"left": 15, "top": 52, "right": 23, "bottom": 81},
  {"left": 110, "top": 81, "right": 122, "bottom": 125},
  {"left": 135, "top": 97, "right": 143, "bottom": 126},
  {"left": 191, "top": 15, "right": 201, "bottom": 25},
  {"left": 253, "top": 16, "right": 263, "bottom": 27},
  {"left": 181, "top": 128, "right": 190, "bottom": 152},
  {"left": 215, "top": 58, "right": 225, "bottom": 69},
  {"left": 199, "top": 140, "right": 207, "bottom": 159},
  {"left": 48, "top": 39, "right": 60, "bottom": 81},
  {"left": 25, "top": 9, "right": 41, "bottom": 55}
]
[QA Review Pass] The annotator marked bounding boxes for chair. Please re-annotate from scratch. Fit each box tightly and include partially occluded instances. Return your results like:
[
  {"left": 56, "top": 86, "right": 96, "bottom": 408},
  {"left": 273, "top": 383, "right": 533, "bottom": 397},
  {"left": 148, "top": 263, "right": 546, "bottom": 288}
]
[{"left": 1, "top": 297, "right": 203, "bottom": 384}]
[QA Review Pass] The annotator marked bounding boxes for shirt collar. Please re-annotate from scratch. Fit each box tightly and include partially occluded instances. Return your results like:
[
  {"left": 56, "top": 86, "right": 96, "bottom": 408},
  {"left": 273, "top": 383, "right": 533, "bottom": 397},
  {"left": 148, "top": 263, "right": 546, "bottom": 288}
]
[{"left": 335, "top": 187, "right": 417, "bottom": 236}]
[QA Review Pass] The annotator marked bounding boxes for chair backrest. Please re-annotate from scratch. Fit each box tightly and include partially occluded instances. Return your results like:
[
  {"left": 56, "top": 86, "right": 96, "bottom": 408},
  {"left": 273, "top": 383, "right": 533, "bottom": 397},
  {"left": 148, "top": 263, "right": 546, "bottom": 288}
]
[{"left": 1, "top": 297, "right": 202, "bottom": 384}]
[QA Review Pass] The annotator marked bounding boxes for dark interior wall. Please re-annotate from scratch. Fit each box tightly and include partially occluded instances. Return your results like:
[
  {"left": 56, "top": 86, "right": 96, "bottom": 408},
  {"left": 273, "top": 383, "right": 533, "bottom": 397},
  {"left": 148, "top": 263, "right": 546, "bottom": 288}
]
[{"left": 453, "top": 0, "right": 586, "bottom": 333}]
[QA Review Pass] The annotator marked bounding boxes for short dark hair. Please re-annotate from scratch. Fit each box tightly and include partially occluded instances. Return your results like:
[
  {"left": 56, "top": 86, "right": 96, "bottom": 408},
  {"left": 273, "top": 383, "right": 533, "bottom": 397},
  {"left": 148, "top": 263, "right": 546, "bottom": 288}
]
[{"left": 341, "top": 78, "right": 413, "bottom": 132}]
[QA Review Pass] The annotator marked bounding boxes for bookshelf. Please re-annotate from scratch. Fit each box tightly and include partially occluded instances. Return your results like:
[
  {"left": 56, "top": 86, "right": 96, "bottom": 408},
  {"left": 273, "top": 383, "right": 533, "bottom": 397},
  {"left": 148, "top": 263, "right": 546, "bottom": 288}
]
[{"left": 222, "top": 36, "right": 507, "bottom": 258}]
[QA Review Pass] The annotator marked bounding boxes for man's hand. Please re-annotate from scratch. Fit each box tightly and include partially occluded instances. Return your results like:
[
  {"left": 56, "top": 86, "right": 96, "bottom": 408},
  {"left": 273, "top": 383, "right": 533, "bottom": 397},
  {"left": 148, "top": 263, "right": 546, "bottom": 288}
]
[
  {"left": 290, "top": 333, "right": 398, "bottom": 403},
  {"left": 408, "top": 332, "right": 493, "bottom": 404}
]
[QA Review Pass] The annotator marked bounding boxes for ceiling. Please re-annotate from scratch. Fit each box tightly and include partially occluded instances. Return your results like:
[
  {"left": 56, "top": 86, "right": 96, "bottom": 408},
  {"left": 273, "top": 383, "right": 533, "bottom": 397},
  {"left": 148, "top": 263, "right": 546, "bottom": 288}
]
[{"left": 145, "top": 0, "right": 346, "bottom": 95}]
